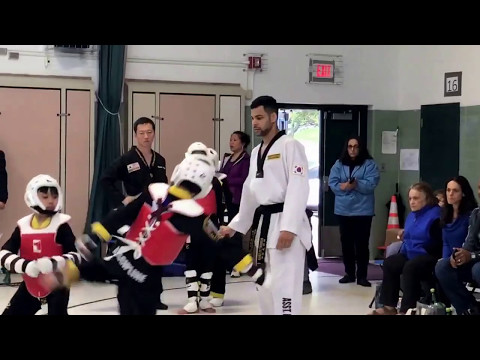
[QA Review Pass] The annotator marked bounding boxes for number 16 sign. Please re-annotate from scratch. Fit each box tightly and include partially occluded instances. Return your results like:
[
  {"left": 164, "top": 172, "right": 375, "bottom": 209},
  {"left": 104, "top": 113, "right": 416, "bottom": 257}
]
[{"left": 444, "top": 71, "right": 462, "bottom": 97}]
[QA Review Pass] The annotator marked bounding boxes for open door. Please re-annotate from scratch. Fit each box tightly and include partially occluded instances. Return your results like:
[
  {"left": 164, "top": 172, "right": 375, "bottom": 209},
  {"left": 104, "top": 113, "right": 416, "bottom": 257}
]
[
  {"left": 320, "top": 106, "right": 368, "bottom": 257},
  {"left": 277, "top": 103, "right": 368, "bottom": 258}
]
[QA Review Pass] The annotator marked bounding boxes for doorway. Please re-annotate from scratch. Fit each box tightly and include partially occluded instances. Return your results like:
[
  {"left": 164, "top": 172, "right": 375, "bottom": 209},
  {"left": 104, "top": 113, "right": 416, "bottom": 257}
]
[{"left": 278, "top": 103, "right": 368, "bottom": 258}]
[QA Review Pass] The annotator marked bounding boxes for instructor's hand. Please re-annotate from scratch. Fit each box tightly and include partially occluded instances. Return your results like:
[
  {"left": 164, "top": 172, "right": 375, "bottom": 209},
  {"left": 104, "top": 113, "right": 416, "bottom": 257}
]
[
  {"left": 276, "top": 231, "right": 295, "bottom": 250},
  {"left": 218, "top": 226, "right": 235, "bottom": 239}
]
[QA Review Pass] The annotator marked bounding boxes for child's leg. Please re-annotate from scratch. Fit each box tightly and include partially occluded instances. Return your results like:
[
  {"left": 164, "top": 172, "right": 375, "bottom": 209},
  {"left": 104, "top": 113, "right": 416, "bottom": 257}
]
[
  {"left": 47, "top": 288, "right": 70, "bottom": 315},
  {"left": 179, "top": 241, "right": 200, "bottom": 314},
  {"left": 209, "top": 252, "right": 226, "bottom": 307},
  {"left": 132, "top": 286, "right": 160, "bottom": 315},
  {"left": 117, "top": 263, "right": 164, "bottom": 315},
  {"left": 117, "top": 282, "right": 138, "bottom": 315},
  {"left": 197, "top": 235, "right": 217, "bottom": 313},
  {"left": 2, "top": 282, "right": 41, "bottom": 315}
]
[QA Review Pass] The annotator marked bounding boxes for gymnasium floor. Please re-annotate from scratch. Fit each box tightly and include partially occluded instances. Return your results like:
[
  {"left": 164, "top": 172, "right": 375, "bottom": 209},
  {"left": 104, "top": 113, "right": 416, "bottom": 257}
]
[{"left": 0, "top": 270, "right": 378, "bottom": 315}]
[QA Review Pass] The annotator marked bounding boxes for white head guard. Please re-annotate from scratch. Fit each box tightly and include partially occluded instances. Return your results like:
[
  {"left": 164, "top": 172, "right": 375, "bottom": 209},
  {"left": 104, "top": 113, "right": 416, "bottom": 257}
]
[
  {"left": 24, "top": 174, "right": 63, "bottom": 214},
  {"left": 171, "top": 156, "right": 215, "bottom": 199},
  {"left": 185, "top": 142, "right": 219, "bottom": 170}
]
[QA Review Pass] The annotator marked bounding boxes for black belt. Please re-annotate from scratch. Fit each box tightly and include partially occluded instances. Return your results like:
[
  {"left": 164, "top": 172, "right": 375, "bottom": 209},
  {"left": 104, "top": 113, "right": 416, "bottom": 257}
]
[
  {"left": 249, "top": 203, "right": 285, "bottom": 265},
  {"left": 249, "top": 204, "right": 314, "bottom": 265}
]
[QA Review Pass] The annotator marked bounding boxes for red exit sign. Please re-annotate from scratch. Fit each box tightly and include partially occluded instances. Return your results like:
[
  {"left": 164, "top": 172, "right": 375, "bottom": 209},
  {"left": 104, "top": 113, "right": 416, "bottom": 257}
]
[{"left": 314, "top": 64, "right": 334, "bottom": 79}]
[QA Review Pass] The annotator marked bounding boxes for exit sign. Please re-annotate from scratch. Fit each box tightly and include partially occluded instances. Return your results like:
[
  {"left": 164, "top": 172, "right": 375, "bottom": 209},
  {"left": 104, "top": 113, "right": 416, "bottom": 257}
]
[
  {"left": 314, "top": 64, "right": 334, "bottom": 79},
  {"left": 307, "top": 54, "right": 342, "bottom": 85},
  {"left": 309, "top": 60, "right": 334, "bottom": 84}
]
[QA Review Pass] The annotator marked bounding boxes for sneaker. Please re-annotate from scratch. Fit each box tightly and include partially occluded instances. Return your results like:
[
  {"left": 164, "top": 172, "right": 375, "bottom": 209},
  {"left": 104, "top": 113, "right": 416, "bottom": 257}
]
[
  {"left": 209, "top": 297, "right": 224, "bottom": 307},
  {"left": 177, "top": 301, "right": 199, "bottom": 314},
  {"left": 199, "top": 299, "right": 216, "bottom": 313}
]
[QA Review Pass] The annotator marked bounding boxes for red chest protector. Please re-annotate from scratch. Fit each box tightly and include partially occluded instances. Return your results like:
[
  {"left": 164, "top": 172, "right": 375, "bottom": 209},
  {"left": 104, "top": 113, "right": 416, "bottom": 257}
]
[
  {"left": 196, "top": 189, "right": 217, "bottom": 216},
  {"left": 124, "top": 204, "right": 189, "bottom": 266},
  {"left": 18, "top": 213, "right": 71, "bottom": 298}
]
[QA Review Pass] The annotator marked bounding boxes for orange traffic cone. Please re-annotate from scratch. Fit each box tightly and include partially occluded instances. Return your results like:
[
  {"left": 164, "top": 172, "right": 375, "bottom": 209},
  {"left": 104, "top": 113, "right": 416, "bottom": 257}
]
[{"left": 387, "top": 195, "right": 400, "bottom": 229}]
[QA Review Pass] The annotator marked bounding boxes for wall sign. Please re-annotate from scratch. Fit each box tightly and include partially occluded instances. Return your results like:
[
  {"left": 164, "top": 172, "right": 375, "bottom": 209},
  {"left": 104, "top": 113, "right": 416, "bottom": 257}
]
[
  {"left": 307, "top": 54, "right": 343, "bottom": 85},
  {"left": 444, "top": 71, "right": 462, "bottom": 97}
]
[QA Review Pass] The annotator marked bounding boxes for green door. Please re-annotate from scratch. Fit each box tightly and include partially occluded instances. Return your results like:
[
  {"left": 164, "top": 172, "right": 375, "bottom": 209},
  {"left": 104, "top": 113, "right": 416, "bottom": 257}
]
[
  {"left": 420, "top": 103, "right": 460, "bottom": 191},
  {"left": 320, "top": 106, "right": 368, "bottom": 257}
]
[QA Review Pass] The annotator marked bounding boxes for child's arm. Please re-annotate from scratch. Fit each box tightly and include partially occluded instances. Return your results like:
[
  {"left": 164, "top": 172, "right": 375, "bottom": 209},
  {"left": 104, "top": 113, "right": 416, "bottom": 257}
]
[
  {"left": 55, "top": 223, "right": 82, "bottom": 266},
  {"left": 73, "top": 191, "right": 152, "bottom": 261},
  {"left": 91, "top": 191, "right": 151, "bottom": 243},
  {"left": 0, "top": 227, "right": 40, "bottom": 277}
]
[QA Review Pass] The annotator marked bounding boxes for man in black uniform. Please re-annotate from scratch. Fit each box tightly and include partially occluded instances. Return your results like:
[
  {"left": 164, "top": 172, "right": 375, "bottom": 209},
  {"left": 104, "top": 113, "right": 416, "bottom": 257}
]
[{"left": 101, "top": 117, "right": 168, "bottom": 310}]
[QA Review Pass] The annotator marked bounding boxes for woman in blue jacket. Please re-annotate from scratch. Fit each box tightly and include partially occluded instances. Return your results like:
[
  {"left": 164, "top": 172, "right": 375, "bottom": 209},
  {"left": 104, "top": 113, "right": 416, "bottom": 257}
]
[
  {"left": 441, "top": 176, "right": 477, "bottom": 259},
  {"left": 328, "top": 136, "right": 380, "bottom": 287},
  {"left": 370, "top": 182, "right": 442, "bottom": 315}
]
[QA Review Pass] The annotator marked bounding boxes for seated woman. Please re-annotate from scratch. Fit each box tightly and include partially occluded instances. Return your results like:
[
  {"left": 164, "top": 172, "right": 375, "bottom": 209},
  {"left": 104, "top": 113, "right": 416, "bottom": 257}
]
[
  {"left": 369, "top": 182, "right": 442, "bottom": 315},
  {"left": 441, "top": 176, "right": 477, "bottom": 259},
  {"left": 435, "top": 177, "right": 480, "bottom": 315}
]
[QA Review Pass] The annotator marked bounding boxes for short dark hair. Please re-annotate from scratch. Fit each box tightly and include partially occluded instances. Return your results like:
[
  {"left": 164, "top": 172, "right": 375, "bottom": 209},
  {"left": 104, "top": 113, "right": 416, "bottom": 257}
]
[
  {"left": 250, "top": 95, "right": 278, "bottom": 117},
  {"left": 38, "top": 186, "right": 58, "bottom": 196},
  {"left": 433, "top": 189, "right": 444, "bottom": 197},
  {"left": 134, "top": 117, "right": 155, "bottom": 133},
  {"left": 232, "top": 131, "right": 251, "bottom": 149}
]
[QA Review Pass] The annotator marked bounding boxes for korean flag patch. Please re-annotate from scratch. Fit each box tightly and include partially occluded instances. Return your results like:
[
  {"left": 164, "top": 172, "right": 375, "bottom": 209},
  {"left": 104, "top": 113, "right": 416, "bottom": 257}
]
[
  {"left": 127, "top": 162, "right": 141, "bottom": 173},
  {"left": 293, "top": 165, "right": 305, "bottom": 176}
]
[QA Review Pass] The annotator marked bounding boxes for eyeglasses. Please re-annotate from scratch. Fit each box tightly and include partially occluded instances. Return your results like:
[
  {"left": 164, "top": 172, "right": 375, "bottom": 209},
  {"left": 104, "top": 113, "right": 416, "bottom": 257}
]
[{"left": 348, "top": 145, "right": 359, "bottom": 149}]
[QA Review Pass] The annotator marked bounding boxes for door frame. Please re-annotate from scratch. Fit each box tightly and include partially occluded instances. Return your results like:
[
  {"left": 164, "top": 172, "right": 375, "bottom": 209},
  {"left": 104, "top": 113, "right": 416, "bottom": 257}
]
[{"left": 277, "top": 103, "right": 369, "bottom": 257}]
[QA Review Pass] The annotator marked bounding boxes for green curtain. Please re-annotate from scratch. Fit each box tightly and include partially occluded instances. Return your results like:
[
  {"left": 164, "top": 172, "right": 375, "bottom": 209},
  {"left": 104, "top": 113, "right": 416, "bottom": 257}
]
[{"left": 85, "top": 45, "right": 126, "bottom": 232}]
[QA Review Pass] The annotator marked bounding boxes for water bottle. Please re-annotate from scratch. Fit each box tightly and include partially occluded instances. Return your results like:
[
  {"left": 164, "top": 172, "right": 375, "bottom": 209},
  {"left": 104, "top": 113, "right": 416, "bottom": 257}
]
[
  {"left": 429, "top": 288, "right": 446, "bottom": 315},
  {"left": 430, "top": 288, "right": 438, "bottom": 303}
]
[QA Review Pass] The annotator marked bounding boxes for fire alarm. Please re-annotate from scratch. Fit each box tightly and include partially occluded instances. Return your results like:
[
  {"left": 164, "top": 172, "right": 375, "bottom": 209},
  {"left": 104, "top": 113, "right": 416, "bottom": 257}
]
[{"left": 248, "top": 56, "right": 262, "bottom": 70}]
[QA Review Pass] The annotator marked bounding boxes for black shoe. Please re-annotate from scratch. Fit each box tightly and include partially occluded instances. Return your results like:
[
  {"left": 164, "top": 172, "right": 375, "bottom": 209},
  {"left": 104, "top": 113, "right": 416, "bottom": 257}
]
[
  {"left": 462, "top": 303, "right": 480, "bottom": 315},
  {"left": 156, "top": 301, "right": 168, "bottom": 310},
  {"left": 339, "top": 275, "right": 356, "bottom": 284},
  {"left": 357, "top": 278, "right": 372, "bottom": 287},
  {"left": 303, "top": 281, "right": 312, "bottom": 295}
]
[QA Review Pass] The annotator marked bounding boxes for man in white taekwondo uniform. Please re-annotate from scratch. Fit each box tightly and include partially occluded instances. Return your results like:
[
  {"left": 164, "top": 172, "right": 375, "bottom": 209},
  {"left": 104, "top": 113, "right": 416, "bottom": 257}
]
[{"left": 219, "top": 95, "right": 311, "bottom": 315}]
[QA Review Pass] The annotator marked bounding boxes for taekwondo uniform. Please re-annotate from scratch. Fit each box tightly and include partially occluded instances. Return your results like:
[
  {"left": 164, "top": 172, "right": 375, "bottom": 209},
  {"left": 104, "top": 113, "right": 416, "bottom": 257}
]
[{"left": 228, "top": 130, "right": 311, "bottom": 315}]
